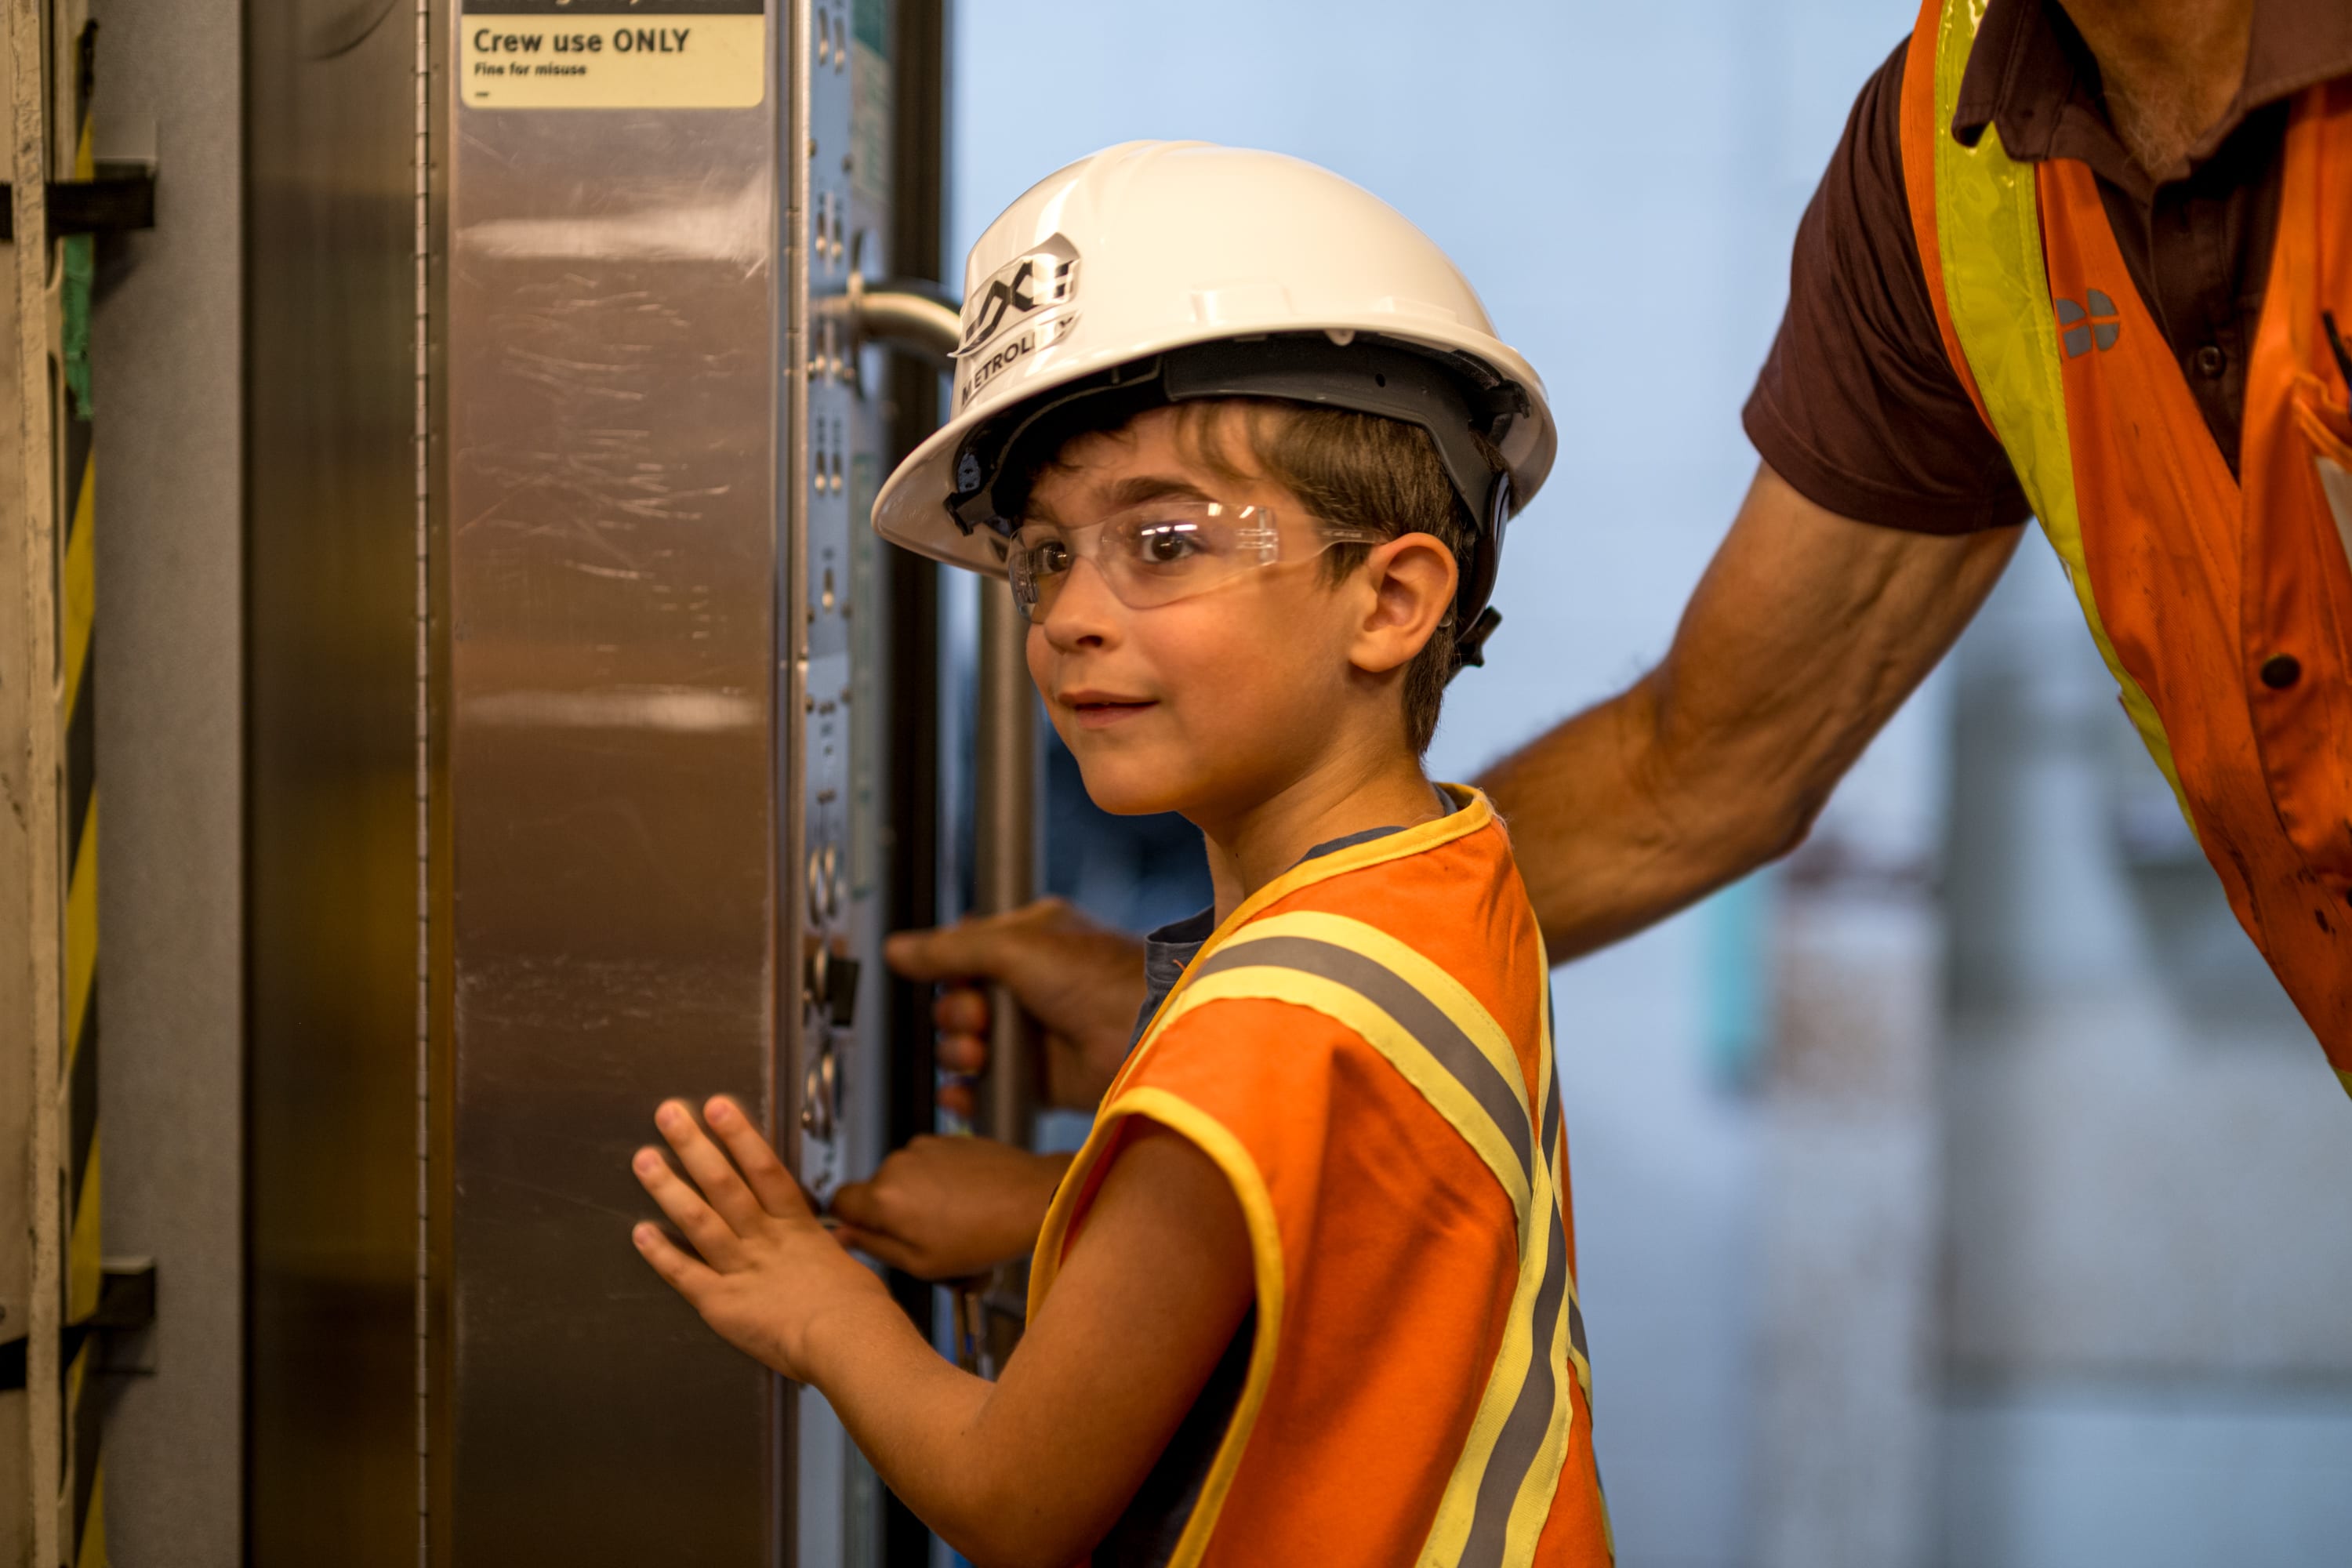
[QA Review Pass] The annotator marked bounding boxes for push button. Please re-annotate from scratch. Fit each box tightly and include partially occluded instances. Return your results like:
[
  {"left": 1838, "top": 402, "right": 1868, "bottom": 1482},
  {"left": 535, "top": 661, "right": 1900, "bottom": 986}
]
[
  {"left": 2259, "top": 654, "right": 2302, "bottom": 689},
  {"left": 826, "top": 955, "right": 860, "bottom": 1027},
  {"left": 2195, "top": 344, "right": 2227, "bottom": 378}
]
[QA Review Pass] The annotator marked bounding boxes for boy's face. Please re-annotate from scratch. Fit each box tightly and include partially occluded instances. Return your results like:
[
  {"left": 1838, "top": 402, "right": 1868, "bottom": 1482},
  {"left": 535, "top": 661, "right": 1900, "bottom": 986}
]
[{"left": 1020, "top": 405, "right": 1384, "bottom": 822}]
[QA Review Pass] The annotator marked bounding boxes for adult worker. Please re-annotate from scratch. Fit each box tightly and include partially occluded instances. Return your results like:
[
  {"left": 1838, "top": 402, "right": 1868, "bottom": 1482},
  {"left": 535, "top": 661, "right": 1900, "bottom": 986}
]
[{"left": 833, "top": 0, "right": 2352, "bottom": 1280}]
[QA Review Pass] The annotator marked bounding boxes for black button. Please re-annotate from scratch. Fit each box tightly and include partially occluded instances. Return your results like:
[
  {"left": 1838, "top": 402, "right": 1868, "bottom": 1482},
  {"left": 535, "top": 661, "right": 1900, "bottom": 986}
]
[
  {"left": 2260, "top": 654, "right": 2302, "bottom": 688},
  {"left": 826, "top": 954, "right": 861, "bottom": 1027},
  {"left": 2195, "top": 344, "right": 2227, "bottom": 378}
]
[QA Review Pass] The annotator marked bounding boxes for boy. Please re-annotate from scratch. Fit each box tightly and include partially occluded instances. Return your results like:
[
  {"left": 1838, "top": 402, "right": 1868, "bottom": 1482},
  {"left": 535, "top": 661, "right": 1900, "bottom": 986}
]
[{"left": 630, "top": 141, "right": 1610, "bottom": 1566}]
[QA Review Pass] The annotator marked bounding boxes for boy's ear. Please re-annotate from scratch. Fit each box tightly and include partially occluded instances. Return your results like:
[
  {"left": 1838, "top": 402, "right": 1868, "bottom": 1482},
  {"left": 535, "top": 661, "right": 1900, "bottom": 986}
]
[{"left": 1349, "top": 532, "right": 1458, "bottom": 676}]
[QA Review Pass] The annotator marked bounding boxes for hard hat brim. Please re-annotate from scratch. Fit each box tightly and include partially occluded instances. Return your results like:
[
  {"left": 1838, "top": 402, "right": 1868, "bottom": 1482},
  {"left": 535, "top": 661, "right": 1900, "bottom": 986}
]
[{"left": 873, "top": 317, "right": 1555, "bottom": 578}]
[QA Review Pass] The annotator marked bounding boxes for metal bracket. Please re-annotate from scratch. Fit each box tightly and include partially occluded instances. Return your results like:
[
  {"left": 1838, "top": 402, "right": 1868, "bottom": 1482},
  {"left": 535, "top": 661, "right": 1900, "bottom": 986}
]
[
  {"left": 0, "top": 1260, "right": 159, "bottom": 1389},
  {"left": 0, "top": 162, "right": 155, "bottom": 242}
]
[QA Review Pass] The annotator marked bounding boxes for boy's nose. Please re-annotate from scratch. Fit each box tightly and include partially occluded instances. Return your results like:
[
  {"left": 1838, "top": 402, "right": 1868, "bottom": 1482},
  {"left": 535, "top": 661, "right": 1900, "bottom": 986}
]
[{"left": 1038, "top": 555, "right": 1121, "bottom": 650}]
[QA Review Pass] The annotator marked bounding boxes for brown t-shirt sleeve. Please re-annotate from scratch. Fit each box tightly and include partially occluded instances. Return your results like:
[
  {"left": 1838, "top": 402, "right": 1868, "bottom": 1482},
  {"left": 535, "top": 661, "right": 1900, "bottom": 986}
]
[{"left": 1742, "top": 38, "right": 2032, "bottom": 534}]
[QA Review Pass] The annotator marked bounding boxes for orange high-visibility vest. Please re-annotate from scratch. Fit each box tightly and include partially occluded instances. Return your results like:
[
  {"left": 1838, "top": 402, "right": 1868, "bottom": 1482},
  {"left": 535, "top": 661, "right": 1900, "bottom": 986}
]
[
  {"left": 1902, "top": 0, "right": 2352, "bottom": 1087},
  {"left": 1029, "top": 789, "right": 1613, "bottom": 1566}
]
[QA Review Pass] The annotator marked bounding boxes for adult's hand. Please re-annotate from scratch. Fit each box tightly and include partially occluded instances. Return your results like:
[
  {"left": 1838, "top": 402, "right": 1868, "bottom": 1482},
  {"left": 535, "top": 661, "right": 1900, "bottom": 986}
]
[
  {"left": 885, "top": 898, "right": 1148, "bottom": 1112},
  {"left": 829, "top": 1134, "right": 1073, "bottom": 1280}
]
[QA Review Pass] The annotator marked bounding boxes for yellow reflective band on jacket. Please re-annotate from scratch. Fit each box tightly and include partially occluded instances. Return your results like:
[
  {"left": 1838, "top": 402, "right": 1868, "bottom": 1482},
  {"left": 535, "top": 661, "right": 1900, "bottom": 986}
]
[
  {"left": 1144, "top": 913, "right": 1581, "bottom": 1568},
  {"left": 1923, "top": 0, "right": 2196, "bottom": 829}
]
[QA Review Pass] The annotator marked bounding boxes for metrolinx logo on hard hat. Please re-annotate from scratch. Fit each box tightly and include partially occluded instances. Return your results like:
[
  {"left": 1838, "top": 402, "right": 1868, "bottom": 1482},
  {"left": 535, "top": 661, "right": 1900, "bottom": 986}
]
[{"left": 959, "top": 238, "right": 1081, "bottom": 359}]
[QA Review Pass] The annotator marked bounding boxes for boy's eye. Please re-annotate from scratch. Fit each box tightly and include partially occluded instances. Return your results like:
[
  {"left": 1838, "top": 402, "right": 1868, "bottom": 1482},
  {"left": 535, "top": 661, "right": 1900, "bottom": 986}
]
[
  {"left": 1029, "top": 538, "right": 1072, "bottom": 575},
  {"left": 1132, "top": 522, "right": 1203, "bottom": 565}
]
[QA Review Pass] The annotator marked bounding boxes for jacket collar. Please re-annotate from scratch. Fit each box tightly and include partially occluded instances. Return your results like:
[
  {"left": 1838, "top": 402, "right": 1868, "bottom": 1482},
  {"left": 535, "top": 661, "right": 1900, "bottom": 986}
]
[{"left": 1950, "top": 0, "right": 2352, "bottom": 176}]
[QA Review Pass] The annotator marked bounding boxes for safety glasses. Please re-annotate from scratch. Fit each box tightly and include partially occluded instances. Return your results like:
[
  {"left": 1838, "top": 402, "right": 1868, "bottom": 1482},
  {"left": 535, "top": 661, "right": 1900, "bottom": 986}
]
[{"left": 1007, "top": 499, "right": 1385, "bottom": 624}]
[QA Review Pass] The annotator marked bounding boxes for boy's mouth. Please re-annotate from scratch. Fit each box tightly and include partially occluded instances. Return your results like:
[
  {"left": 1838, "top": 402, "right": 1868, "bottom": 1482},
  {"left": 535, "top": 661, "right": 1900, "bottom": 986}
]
[{"left": 1062, "top": 691, "right": 1157, "bottom": 730}]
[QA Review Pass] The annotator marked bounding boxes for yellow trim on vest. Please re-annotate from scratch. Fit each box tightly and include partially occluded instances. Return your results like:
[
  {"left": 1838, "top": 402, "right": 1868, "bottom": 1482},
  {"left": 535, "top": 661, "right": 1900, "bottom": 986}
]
[
  {"left": 1231, "top": 910, "right": 1534, "bottom": 1128},
  {"left": 1927, "top": 0, "right": 2194, "bottom": 829},
  {"left": 1138, "top": 962, "right": 1571, "bottom": 1567},
  {"left": 1488, "top": 1004, "right": 1574, "bottom": 1567},
  {"left": 1112, "top": 784, "right": 1495, "bottom": 1098},
  {"left": 1037, "top": 1087, "right": 1287, "bottom": 1568},
  {"left": 1033, "top": 786, "right": 1585, "bottom": 1564},
  {"left": 2336, "top": 1068, "right": 2352, "bottom": 1102},
  {"left": 1154, "top": 965, "right": 1534, "bottom": 1226},
  {"left": 1503, "top": 1221, "right": 1578, "bottom": 1563}
]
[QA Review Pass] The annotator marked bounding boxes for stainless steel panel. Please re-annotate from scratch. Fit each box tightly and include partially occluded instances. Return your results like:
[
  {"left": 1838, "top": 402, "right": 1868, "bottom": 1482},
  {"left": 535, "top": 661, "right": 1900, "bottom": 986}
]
[
  {"left": 246, "top": 1, "right": 440, "bottom": 1559},
  {"left": 444, "top": 24, "right": 785, "bottom": 1563},
  {"left": 251, "top": 0, "right": 937, "bottom": 1557}
]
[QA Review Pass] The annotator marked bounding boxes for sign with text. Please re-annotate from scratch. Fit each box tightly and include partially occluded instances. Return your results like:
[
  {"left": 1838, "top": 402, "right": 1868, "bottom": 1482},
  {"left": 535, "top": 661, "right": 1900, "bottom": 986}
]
[{"left": 462, "top": 1, "right": 765, "bottom": 110}]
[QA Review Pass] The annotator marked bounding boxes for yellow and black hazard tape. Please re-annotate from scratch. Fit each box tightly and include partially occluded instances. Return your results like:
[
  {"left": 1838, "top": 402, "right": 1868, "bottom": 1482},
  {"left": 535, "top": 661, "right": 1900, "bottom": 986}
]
[{"left": 58, "top": 20, "right": 104, "bottom": 1567}]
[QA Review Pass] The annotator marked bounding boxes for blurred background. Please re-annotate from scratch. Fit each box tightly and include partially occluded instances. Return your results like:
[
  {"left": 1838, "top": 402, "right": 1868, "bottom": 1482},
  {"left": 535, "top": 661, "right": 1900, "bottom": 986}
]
[
  {"left": 946, "top": 3, "right": 2352, "bottom": 1564},
  {"left": 23, "top": 1, "right": 2347, "bottom": 1563}
]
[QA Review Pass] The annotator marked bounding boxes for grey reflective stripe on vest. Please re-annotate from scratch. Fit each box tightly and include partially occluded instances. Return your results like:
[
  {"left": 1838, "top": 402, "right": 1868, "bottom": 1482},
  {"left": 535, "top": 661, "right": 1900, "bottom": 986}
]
[
  {"left": 1190, "top": 931, "right": 1572, "bottom": 1566},
  {"left": 1461, "top": 1065, "right": 1567, "bottom": 1567},
  {"left": 1192, "top": 935, "right": 1534, "bottom": 1183}
]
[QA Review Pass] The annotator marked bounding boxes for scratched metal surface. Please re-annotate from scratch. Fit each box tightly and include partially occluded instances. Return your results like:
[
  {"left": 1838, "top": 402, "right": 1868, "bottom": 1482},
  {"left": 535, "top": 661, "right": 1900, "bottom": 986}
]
[{"left": 445, "top": 44, "right": 786, "bottom": 1560}]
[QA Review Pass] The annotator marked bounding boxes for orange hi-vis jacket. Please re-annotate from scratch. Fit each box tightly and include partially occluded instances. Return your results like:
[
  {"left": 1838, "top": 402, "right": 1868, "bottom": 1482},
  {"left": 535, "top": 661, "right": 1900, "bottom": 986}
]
[
  {"left": 1902, "top": 0, "right": 2352, "bottom": 1085},
  {"left": 1029, "top": 789, "right": 1613, "bottom": 1568}
]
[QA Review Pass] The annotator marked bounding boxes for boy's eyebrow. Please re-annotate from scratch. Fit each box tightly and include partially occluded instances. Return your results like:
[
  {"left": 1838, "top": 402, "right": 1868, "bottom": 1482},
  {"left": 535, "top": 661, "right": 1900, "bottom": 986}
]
[
  {"left": 1024, "top": 474, "right": 1215, "bottom": 529},
  {"left": 1103, "top": 475, "right": 1214, "bottom": 510},
  {"left": 1025, "top": 474, "right": 1214, "bottom": 531}
]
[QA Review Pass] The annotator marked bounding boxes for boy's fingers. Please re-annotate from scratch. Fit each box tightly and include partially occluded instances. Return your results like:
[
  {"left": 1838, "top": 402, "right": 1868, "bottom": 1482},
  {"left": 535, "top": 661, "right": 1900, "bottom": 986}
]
[
  {"left": 652, "top": 1100, "right": 764, "bottom": 1232},
  {"left": 633, "top": 1221, "right": 717, "bottom": 1302},
  {"left": 702, "top": 1095, "right": 811, "bottom": 1218},
  {"left": 633, "top": 1147, "right": 745, "bottom": 1269}
]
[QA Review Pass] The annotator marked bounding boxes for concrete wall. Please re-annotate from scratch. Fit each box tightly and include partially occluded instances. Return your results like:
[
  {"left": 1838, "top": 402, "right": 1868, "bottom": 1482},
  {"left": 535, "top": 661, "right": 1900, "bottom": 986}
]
[{"left": 88, "top": 1, "right": 242, "bottom": 1561}]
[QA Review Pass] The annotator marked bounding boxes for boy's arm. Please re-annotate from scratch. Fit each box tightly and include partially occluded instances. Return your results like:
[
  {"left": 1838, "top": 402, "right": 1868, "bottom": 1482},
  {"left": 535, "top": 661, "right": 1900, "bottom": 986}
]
[{"left": 634, "top": 1098, "right": 1252, "bottom": 1568}]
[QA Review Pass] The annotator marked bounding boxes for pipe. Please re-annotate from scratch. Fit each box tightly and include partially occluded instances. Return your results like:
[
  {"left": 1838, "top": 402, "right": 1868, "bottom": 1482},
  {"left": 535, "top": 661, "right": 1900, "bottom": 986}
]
[
  {"left": 971, "top": 586, "right": 1038, "bottom": 1152},
  {"left": 837, "top": 273, "right": 962, "bottom": 365},
  {"left": 839, "top": 272, "right": 1038, "bottom": 1153},
  {"left": 851, "top": 270, "right": 1041, "bottom": 1364}
]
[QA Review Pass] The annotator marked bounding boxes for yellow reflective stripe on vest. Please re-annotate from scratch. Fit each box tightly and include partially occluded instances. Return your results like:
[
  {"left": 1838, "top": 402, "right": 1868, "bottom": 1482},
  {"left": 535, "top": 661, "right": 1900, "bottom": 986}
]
[
  {"left": 1926, "top": 0, "right": 2196, "bottom": 829},
  {"left": 1160, "top": 915, "right": 1576, "bottom": 1567},
  {"left": 1195, "top": 912, "right": 1538, "bottom": 1214}
]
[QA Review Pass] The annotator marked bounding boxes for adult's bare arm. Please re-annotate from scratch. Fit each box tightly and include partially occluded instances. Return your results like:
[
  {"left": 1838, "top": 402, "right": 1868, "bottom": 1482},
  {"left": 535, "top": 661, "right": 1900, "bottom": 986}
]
[{"left": 1479, "top": 463, "right": 2022, "bottom": 960}]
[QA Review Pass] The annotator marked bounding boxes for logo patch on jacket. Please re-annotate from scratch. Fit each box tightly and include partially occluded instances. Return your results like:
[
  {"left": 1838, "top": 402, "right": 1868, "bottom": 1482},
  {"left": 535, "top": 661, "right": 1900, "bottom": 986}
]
[{"left": 2056, "top": 289, "right": 2121, "bottom": 357}]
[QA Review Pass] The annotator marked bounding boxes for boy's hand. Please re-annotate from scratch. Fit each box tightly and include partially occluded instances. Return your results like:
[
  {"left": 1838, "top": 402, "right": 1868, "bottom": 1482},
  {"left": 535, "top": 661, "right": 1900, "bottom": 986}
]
[
  {"left": 631, "top": 1095, "right": 893, "bottom": 1380},
  {"left": 885, "top": 898, "right": 1147, "bottom": 1111},
  {"left": 829, "top": 1136, "right": 1073, "bottom": 1280}
]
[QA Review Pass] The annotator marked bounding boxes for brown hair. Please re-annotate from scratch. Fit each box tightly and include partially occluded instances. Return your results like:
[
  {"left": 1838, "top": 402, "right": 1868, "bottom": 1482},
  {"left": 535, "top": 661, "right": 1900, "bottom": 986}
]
[{"left": 1019, "top": 397, "right": 1472, "bottom": 754}]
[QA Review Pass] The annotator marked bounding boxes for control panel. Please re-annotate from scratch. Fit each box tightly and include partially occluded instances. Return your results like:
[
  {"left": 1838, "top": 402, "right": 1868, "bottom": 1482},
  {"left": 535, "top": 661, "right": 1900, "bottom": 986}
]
[{"left": 792, "top": 0, "right": 890, "bottom": 1199}]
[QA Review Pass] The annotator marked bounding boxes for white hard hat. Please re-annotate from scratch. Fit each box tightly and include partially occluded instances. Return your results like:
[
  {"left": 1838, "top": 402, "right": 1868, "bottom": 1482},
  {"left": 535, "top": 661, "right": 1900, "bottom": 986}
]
[{"left": 871, "top": 140, "right": 1555, "bottom": 668}]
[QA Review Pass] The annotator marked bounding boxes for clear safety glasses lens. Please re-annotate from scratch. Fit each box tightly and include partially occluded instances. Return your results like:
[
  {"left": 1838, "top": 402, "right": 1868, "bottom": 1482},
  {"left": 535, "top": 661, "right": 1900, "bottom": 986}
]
[{"left": 1007, "top": 502, "right": 1381, "bottom": 623}]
